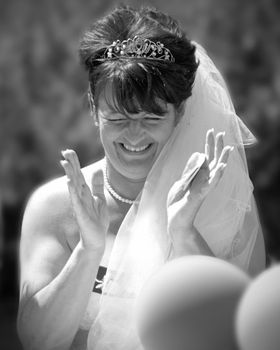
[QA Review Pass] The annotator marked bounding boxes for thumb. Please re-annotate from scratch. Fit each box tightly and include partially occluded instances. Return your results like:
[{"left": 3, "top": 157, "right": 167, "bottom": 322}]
[
  {"left": 91, "top": 169, "right": 106, "bottom": 203},
  {"left": 190, "top": 157, "right": 210, "bottom": 192},
  {"left": 182, "top": 152, "right": 207, "bottom": 189}
]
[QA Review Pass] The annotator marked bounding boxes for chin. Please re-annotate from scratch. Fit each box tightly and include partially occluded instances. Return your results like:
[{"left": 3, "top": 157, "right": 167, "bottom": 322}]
[
  {"left": 110, "top": 142, "right": 160, "bottom": 180},
  {"left": 110, "top": 156, "right": 153, "bottom": 181},
  {"left": 121, "top": 165, "right": 151, "bottom": 182}
]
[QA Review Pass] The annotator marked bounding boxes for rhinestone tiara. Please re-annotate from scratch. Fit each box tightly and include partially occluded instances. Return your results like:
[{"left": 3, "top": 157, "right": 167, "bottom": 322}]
[{"left": 103, "top": 35, "right": 175, "bottom": 62}]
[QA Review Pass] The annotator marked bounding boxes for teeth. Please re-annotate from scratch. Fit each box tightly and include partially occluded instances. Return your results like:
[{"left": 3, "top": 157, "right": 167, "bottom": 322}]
[{"left": 122, "top": 143, "right": 150, "bottom": 152}]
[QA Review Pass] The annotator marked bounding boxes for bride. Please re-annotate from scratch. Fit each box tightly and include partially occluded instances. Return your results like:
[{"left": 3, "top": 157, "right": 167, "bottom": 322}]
[{"left": 17, "top": 5, "right": 266, "bottom": 350}]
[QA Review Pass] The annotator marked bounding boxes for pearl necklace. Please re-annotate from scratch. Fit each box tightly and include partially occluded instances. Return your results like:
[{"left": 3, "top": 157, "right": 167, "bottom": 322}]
[{"left": 103, "top": 160, "right": 138, "bottom": 205}]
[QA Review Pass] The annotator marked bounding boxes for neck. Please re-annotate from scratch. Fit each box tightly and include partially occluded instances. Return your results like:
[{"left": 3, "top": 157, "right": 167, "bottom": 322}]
[{"left": 105, "top": 158, "right": 146, "bottom": 201}]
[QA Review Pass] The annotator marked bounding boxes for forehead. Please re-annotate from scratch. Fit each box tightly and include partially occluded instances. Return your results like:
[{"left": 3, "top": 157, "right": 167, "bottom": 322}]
[
  {"left": 97, "top": 83, "right": 121, "bottom": 112},
  {"left": 96, "top": 81, "right": 171, "bottom": 117}
]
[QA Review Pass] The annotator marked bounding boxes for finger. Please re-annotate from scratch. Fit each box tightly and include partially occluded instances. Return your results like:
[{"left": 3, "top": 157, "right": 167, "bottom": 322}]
[
  {"left": 167, "top": 179, "right": 186, "bottom": 206},
  {"left": 181, "top": 153, "right": 207, "bottom": 194},
  {"left": 209, "top": 162, "right": 227, "bottom": 187},
  {"left": 62, "top": 149, "right": 79, "bottom": 174},
  {"left": 71, "top": 150, "right": 87, "bottom": 186},
  {"left": 70, "top": 150, "right": 82, "bottom": 173},
  {"left": 60, "top": 160, "right": 80, "bottom": 197},
  {"left": 205, "top": 128, "right": 215, "bottom": 162},
  {"left": 169, "top": 154, "right": 208, "bottom": 206},
  {"left": 60, "top": 159, "right": 75, "bottom": 182},
  {"left": 92, "top": 169, "right": 106, "bottom": 202},
  {"left": 60, "top": 160, "right": 80, "bottom": 201},
  {"left": 217, "top": 145, "right": 234, "bottom": 166},
  {"left": 61, "top": 151, "right": 80, "bottom": 189},
  {"left": 182, "top": 153, "right": 206, "bottom": 180},
  {"left": 61, "top": 149, "right": 76, "bottom": 174},
  {"left": 211, "top": 131, "right": 225, "bottom": 169},
  {"left": 215, "top": 132, "right": 225, "bottom": 160},
  {"left": 61, "top": 149, "right": 73, "bottom": 161},
  {"left": 62, "top": 149, "right": 85, "bottom": 186},
  {"left": 190, "top": 157, "right": 210, "bottom": 191}
]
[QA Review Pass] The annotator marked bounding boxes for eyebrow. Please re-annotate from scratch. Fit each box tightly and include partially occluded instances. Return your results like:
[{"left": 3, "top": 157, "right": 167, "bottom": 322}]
[
  {"left": 98, "top": 106, "right": 168, "bottom": 119},
  {"left": 107, "top": 106, "right": 120, "bottom": 114},
  {"left": 98, "top": 108, "right": 119, "bottom": 117},
  {"left": 100, "top": 111, "right": 126, "bottom": 119}
]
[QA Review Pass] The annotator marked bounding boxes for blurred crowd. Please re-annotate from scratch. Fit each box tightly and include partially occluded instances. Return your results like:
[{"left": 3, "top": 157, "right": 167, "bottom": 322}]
[{"left": 0, "top": 0, "right": 279, "bottom": 347}]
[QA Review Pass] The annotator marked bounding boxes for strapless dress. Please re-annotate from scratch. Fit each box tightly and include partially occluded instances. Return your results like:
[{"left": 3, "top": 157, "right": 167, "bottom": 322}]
[{"left": 70, "top": 266, "right": 107, "bottom": 350}]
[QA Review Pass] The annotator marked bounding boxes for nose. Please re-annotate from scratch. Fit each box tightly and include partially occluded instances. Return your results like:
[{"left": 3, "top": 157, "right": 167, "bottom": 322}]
[{"left": 127, "top": 119, "right": 143, "bottom": 137}]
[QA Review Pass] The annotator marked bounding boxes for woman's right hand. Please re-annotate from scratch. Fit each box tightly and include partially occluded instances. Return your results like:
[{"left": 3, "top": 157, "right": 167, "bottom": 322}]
[{"left": 60, "top": 150, "right": 109, "bottom": 254}]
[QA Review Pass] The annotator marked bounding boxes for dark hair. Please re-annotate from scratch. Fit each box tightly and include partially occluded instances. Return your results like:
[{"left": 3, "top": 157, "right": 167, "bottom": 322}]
[{"left": 79, "top": 5, "right": 199, "bottom": 117}]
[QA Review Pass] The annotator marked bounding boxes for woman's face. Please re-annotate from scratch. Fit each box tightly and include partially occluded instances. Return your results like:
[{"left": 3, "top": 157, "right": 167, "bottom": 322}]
[{"left": 96, "top": 90, "right": 181, "bottom": 181}]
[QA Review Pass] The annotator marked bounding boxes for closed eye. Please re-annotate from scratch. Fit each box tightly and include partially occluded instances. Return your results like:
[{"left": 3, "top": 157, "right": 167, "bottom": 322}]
[
  {"left": 144, "top": 117, "right": 165, "bottom": 121},
  {"left": 107, "top": 118, "right": 127, "bottom": 122}
]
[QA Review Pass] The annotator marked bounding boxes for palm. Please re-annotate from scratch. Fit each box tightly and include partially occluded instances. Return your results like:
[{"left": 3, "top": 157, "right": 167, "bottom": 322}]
[
  {"left": 60, "top": 149, "right": 109, "bottom": 252},
  {"left": 167, "top": 129, "right": 233, "bottom": 231}
]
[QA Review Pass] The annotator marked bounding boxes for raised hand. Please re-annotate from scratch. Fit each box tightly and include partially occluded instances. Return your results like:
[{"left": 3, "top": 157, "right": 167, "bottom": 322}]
[
  {"left": 60, "top": 150, "right": 109, "bottom": 253},
  {"left": 167, "top": 129, "right": 233, "bottom": 238}
]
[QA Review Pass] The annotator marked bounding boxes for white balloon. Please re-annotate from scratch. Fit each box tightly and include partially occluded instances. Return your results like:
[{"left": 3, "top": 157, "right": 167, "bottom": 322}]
[
  {"left": 136, "top": 255, "right": 249, "bottom": 350},
  {"left": 236, "top": 264, "right": 280, "bottom": 350}
]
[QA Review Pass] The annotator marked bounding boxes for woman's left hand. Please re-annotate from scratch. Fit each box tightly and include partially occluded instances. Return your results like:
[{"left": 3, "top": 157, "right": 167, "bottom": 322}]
[{"left": 167, "top": 129, "right": 234, "bottom": 243}]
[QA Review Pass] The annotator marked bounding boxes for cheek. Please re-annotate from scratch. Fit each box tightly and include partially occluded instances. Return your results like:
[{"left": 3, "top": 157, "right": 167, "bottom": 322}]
[
  {"left": 153, "top": 121, "right": 176, "bottom": 143},
  {"left": 99, "top": 118, "right": 176, "bottom": 145},
  {"left": 99, "top": 123, "right": 120, "bottom": 143}
]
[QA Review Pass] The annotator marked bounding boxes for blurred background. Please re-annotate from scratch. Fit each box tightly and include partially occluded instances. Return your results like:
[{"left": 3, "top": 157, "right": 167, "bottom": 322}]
[{"left": 0, "top": 0, "right": 279, "bottom": 348}]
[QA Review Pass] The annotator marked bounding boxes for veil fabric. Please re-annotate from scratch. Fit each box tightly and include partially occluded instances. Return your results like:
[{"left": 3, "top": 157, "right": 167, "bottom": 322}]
[{"left": 87, "top": 42, "right": 261, "bottom": 349}]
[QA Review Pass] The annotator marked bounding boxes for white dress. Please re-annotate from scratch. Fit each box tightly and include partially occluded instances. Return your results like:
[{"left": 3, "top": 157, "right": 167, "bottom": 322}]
[
  {"left": 70, "top": 283, "right": 103, "bottom": 349},
  {"left": 86, "top": 43, "right": 263, "bottom": 350}
]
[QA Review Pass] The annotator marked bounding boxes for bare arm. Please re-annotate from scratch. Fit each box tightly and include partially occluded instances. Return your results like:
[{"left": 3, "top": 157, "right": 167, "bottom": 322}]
[
  {"left": 18, "top": 154, "right": 108, "bottom": 350},
  {"left": 167, "top": 130, "right": 231, "bottom": 259},
  {"left": 168, "top": 225, "right": 214, "bottom": 259},
  {"left": 17, "top": 184, "right": 103, "bottom": 350}
]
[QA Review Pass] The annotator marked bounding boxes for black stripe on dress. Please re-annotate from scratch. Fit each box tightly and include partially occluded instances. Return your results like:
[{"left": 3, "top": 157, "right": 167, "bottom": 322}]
[{"left": 93, "top": 265, "right": 107, "bottom": 294}]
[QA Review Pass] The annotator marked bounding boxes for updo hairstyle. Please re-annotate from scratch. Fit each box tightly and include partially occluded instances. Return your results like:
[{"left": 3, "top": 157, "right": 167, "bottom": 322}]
[{"left": 79, "top": 5, "right": 199, "bottom": 117}]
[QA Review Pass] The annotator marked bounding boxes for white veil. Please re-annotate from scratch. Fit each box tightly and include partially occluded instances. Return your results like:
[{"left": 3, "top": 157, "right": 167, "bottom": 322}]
[{"left": 87, "top": 42, "right": 261, "bottom": 349}]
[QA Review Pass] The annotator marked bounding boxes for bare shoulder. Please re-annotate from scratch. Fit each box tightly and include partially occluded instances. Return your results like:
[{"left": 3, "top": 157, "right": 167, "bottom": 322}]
[
  {"left": 81, "top": 157, "right": 104, "bottom": 187},
  {"left": 22, "top": 158, "right": 104, "bottom": 246},
  {"left": 22, "top": 173, "right": 75, "bottom": 243},
  {"left": 19, "top": 159, "right": 104, "bottom": 301}
]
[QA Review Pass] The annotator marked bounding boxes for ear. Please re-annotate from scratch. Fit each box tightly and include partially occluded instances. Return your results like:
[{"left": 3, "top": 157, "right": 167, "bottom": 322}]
[
  {"left": 174, "top": 100, "right": 186, "bottom": 125},
  {"left": 177, "top": 100, "right": 186, "bottom": 118},
  {"left": 88, "top": 90, "right": 99, "bottom": 127}
]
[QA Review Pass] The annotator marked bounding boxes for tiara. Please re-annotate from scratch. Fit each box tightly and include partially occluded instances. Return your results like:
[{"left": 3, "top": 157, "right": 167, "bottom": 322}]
[{"left": 103, "top": 35, "right": 175, "bottom": 62}]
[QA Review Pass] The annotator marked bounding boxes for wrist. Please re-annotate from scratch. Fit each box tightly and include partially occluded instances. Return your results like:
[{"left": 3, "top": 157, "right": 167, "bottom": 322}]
[
  {"left": 168, "top": 224, "right": 199, "bottom": 257},
  {"left": 169, "top": 225, "right": 214, "bottom": 258},
  {"left": 76, "top": 241, "right": 105, "bottom": 262},
  {"left": 168, "top": 223, "right": 196, "bottom": 242}
]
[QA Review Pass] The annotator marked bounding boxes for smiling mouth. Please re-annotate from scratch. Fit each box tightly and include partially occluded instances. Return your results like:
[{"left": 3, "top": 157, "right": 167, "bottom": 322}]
[{"left": 119, "top": 143, "right": 153, "bottom": 153}]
